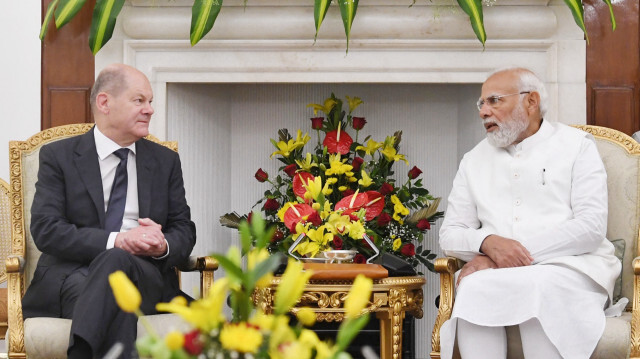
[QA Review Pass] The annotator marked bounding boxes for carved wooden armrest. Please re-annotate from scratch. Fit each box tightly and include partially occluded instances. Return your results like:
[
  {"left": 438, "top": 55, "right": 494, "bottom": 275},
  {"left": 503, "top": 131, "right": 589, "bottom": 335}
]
[
  {"left": 631, "top": 257, "right": 640, "bottom": 357},
  {"left": 430, "top": 257, "right": 461, "bottom": 358},
  {"left": 6, "top": 256, "right": 26, "bottom": 358},
  {"left": 177, "top": 256, "right": 219, "bottom": 299}
]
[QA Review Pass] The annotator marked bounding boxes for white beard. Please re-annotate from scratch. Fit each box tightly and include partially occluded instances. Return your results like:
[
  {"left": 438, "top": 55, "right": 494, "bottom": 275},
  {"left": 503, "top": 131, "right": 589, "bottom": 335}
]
[{"left": 484, "top": 105, "right": 528, "bottom": 148}]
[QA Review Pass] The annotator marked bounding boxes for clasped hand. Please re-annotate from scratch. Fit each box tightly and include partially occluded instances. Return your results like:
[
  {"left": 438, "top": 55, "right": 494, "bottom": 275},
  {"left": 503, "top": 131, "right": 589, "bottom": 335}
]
[{"left": 115, "top": 218, "right": 166, "bottom": 257}]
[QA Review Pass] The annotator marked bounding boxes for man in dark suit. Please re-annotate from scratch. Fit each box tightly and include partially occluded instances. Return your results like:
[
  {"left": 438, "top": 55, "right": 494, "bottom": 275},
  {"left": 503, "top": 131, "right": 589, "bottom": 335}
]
[{"left": 22, "top": 63, "right": 196, "bottom": 359}]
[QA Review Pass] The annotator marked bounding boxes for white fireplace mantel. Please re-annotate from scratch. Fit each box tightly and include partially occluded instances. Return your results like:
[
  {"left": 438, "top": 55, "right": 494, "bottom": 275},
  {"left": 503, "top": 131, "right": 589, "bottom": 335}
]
[{"left": 97, "top": 0, "right": 585, "bottom": 139}]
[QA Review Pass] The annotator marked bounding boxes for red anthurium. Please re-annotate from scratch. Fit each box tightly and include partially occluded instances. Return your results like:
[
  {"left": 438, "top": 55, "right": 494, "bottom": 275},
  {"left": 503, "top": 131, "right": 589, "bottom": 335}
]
[
  {"left": 323, "top": 128, "right": 353, "bottom": 155},
  {"left": 284, "top": 164, "right": 297, "bottom": 178},
  {"left": 401, "top": 243, "right": 416, "bottom": 257},
  {"left": 292, "top": 172, "right": 315, "bottom": 200},
  {"left": 283, "top": 203, "right": 316, "bottom": 232},
  {"left": 335, "top": 192, "right": 368, "bottom": 212},
  {"left": 363, "top": 191, "right": 385, "bottom": 221}
]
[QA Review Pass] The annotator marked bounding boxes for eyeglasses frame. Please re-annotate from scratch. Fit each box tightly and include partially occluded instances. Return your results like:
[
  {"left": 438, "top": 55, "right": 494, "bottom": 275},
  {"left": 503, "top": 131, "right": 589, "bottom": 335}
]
[{"left": 477, "top": 91, "right": 531, "bottom": 111}]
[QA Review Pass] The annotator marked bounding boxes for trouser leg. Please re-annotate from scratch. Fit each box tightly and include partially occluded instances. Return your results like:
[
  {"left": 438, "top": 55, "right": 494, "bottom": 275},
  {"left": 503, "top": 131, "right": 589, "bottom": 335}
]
[
  {"left": 519, "top": 318, "right": 562, "bottom": 359},
  {"left": 457, "top": 319, "right": 507, "bottom": 359},
  {"left": 67, "top": 248, "right": 164, "bottom": 359}
]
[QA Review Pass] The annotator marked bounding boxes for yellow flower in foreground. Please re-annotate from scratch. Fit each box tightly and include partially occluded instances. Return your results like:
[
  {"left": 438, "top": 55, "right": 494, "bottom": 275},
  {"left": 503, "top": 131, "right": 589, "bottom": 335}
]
[
  {"left": 358, "top": 170, "right": 373, "bottom": 187},
  {"left": 381, "top": 145, "right": 409, "bottom": 165},
  {"left": 275, "top": 259, "right": 314, "bottom": 315},
  {"left": 248, "top": 248, "right": 274, "bottom": 288},
  {"left": 393, "top": 238, "right": 402, "bottom": 251},
  {"left": 164, "top": 330, "right": 185, "bottom": 350},
  {"left": 108, "top": 271, "right": 141, "bottom": 313},
  {"left": 355, "top": 139, "right": 382, "bottom": 156},
  {"left": 391, "top": 195, "right": 410, "bottom": 224},
  {"left": 220, "top": 322, "right": 263, "bottom": 353},
  {"left": 296, "top": 308, "right": 317, "bottom": 327},
  {"left": 344, "top": 274, "right": 373, "bottom": 318}
]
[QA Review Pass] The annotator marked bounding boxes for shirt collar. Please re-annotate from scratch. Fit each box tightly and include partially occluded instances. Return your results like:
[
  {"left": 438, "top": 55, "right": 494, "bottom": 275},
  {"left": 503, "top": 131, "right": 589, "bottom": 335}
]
[
  {"left": 507, "top": 119, "right": 553, "bottom": 154},
  {"left": 94, "top": 126, "right": 137, "bottom": 160}
]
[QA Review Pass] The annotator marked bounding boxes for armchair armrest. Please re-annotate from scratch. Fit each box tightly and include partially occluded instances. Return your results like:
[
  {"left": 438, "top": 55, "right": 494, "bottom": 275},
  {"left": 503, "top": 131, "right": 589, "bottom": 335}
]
[
  {"left": 631, "top": 257, "right": 640, "bottom": 358},
  {"left": 177, "top": 256, "right": 219, "bottom": 299},
  {"left": 430, "top": 257, "right": 461, "bottom": 359},
  {"left": 6, "top": 256, "right": 26, "bottom": 358}
]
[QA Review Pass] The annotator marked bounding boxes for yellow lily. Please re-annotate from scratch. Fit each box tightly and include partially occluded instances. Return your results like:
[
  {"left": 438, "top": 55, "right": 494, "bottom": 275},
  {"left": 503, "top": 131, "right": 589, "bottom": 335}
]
[
  {"left": 393, "top": 237, "right": 402, "bottom": 251},
  {"left": 344, "top": 274, "right": 373, "bottom": 318},
  {"left": 108, "top": 271, "right": 141, "bottom": 313},
  {"left": 248, "top": 248, "right": 274, "bottom": 288},
  {"left": 325, "top": 154, "right": 353, "bottom": 176},
  {"left": 271, "top": 139, "right": 300, "bottom": 158},
  {"left": 320, "top": 200, "right": 333, "bottom": 219},
  {"left": 347, "top": 220, "right": 366, "bottom": 240},
  {"left": 355, "top": 139, "right": 383, "bottom": 156},
  {"left": 358, "top": 170, "right": 373, "bottom": 187},
  {"left": 391, "top": 195, "right": 410, "bottom": 224},
  {"left": 307, "top": 98, "right": 337, "bottom": 116},
  {"left": 381, "top": 145, "right": 409, "bottom": 165},
  {"left": 220, "top": 322, "right": 263, "bottom": 353},
  {"left": 296, "top": 152, "right": 318, "bottom": 172},
  {"left": 326, "top": 212, "right": 353, "bottom": 235},
  {"left": 345, "top": 95, "right": 363, "bottom": 114},
  {"left": 274, "top": 259, "right": 314, "bottom": 315},
  {"left": 296, "top": 308, "right": 317, "bottom": 327},
  {"left": 294, "top": 130, "right": 312, "bottom": 147},
  {"left": 302, "top": 176, "right": 323, "bottom": 202}
]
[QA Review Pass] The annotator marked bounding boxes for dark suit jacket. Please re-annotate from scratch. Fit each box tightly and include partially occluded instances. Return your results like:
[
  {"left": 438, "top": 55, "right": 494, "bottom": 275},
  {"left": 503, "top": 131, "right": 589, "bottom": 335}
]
[{"left": 22, "top": 128, "right": 196, "bottom": 318}]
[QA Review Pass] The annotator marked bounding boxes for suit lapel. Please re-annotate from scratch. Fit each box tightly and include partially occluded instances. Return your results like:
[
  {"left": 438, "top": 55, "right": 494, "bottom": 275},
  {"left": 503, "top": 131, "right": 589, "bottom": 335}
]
[
  {"left": 136, "top": 139, "right": 155, "bottom": 218},
  {"left": 73, "top": 129, "right": 106, "bottom": 227}
]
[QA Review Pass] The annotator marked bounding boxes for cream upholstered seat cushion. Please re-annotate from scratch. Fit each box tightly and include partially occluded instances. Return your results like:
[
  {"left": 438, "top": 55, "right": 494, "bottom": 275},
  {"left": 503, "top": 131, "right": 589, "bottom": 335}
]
[{"left": 24, "top": 314, "right": 191, "bottom": 359}]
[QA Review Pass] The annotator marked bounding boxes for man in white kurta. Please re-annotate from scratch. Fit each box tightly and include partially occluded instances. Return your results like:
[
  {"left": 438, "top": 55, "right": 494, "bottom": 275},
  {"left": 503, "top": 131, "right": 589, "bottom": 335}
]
[{"left": 438, "top": 68, "right": 620, "bottom": 359}]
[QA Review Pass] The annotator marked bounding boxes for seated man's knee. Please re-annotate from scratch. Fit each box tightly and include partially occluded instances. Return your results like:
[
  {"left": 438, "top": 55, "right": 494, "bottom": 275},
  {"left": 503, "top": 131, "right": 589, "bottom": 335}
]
[{"left": 90, "top": 248, "right": 136, "bottom": 271}]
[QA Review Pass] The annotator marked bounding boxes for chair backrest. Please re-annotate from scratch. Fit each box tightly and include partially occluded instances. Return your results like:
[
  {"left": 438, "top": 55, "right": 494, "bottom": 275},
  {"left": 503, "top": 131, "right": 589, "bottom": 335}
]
[
  {"left": 574, "top": 125, "right": 640, "bottom": 302},
  {"left": 0, "top": 179, "right": 10, "bottom": 284},
  {"left": 8, "top": 124, "right": 178, "bottom": 290}
]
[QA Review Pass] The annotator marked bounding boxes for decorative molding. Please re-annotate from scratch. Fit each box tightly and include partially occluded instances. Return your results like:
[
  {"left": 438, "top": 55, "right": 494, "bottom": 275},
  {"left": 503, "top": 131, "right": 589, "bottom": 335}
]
[{"left": 572, "top": 125, "right": 640, "bottom": 155}]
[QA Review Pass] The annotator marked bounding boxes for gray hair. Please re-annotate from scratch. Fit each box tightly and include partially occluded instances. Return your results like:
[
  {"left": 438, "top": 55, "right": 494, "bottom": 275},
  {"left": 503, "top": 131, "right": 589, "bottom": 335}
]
[
  {"left": 489, "top": 67, "right": 548, "bottom": 118},
  {"left": 89, "top": 66, "right": 128, "bottom": 110}
]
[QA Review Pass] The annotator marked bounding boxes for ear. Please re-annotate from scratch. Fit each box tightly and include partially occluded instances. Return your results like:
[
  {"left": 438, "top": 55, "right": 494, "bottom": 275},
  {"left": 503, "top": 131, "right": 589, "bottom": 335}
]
[
  {"left": 95, "top": 92, "right": 110, "bottom": 115},
  {"left": 525, "top": 91, "right": 541, "bottom": 115}
]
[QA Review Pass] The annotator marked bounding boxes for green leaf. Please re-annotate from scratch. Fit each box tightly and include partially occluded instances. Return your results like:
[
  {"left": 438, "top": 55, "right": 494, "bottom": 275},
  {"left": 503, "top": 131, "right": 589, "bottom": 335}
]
[
  {"left": 211, "top": 253, "right": 245, "bottom": 280},
  {"left": 54, "top": 0, "right": 87, "bottom": 28},
  {"left": 88, "top": 0, "right": 125, "bottom": 54},
  {"left": 600, "top": 0, "right": 616, "bottom": 31},
  {"left": 246, "top": 253, "right": 282, "bottom": 288},
  {"left": 456, "top": 0, "right": 486, "bottom": 46},
  {"left": 336, "top": 315, "right": 369, "bottom": 351},
  {"left": 313, "top": 0, "right": 332, "bottom": 42},
  {"left": 562, "top": 0, "right": 589, "bottom": 44},
  {"left": 239, "top": 220, "right": 252, "bottom": 254},
  {"left": 190, "top": 0, "right": 223, "bottom": 46},
  {"left": 40, "top": 0, "right": 59, "bottom": 40},
  {"left": 338, "top": 0, "right": 359, "bottom": 53}
]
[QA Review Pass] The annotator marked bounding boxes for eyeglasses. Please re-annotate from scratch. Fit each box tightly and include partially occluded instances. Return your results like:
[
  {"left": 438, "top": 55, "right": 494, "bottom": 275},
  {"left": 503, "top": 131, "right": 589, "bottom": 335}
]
[{"left": 476, "top": 91, "right": 530, "bottom": 111}]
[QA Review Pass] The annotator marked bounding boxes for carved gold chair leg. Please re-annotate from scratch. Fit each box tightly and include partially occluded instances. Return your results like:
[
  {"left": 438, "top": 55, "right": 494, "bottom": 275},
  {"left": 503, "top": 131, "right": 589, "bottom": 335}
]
[
  {"left": 430, "top": 257, "right": 460, "bottom": 359},
  {"left": 6, "top": 256, "right": 26, "bottom": 359},
  {"left": 631, "top": 258, "right": 640, "bottom": 358},
  {"left": 196, "top": 256, "right": 219, "bottom": 298}
]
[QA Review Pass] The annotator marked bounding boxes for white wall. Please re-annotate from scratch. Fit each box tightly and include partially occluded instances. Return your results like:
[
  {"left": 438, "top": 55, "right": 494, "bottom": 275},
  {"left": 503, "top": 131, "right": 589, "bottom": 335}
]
[{"left": 0, "top": 2, "right": 41, "bottom": 182}]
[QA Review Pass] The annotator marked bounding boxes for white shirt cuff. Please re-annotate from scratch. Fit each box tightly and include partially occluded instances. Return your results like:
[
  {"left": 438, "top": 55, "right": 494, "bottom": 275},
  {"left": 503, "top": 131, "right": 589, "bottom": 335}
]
[
  {"left": 152, "top": 239, "right": 170, "bottom": 260},
  {"left": 107, "top": 232, "right": 118, "bottom": 249}
]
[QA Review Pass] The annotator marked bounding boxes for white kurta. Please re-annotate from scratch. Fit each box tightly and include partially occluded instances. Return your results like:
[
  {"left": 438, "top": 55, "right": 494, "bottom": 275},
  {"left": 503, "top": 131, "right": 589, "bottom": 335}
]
[{"left": 438, "top": 120, "right": 621, "bottom": 358}]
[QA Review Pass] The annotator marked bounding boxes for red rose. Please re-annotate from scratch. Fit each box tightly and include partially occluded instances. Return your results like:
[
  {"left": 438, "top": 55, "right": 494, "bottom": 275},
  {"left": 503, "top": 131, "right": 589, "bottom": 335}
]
[
  {"left": 377, "top": 212, "right": 392, "bottom": 227},
  {"left": 284, "top": 164, "right": 297, "bottom": 178},
  {"left": 352, "top": 157, "right": 364, "bottom": 172},
  {"left": 401, "top": 243, "right": 416, "bottom": 257},
  {"left": 379, "top": 182, "right": 394, "bottom": 195},
  {"left": 183, "top": 330, "right": 204, "bottom": 355},
  {"left": 271, "top": 230, "right": 284, "bottom": 243},
  {"left": 311, "top": 117, "right": 324, "bottom": 130},
  {"left": 408, "top": 166, "right": 422, "bottom": 180},
  {"left": 255, "top": 168, "right": 269, "bottom": 182},
  {"left": 307, "top": 211, "right": 323, "bottom": 226},
  {"left": 332, "top": 236, "right": 343, "bottom": 249},
  {"left": 352, "top": 117, "right": 367, "bottom": 130},
  {"left": 353, "top": 254, "right": 367, "bottom": 264},
  {"left": 342, "top": 189, "right": 355, "bottom": 197},
  {"left": 263, "top": 198, "right": 280, "bottom": 211},
  {"left": 247, "top": 212, "right": 253, "bottom": 224},
  {"left": 417, "top": 219, "right": 431, "bottom": 231}
]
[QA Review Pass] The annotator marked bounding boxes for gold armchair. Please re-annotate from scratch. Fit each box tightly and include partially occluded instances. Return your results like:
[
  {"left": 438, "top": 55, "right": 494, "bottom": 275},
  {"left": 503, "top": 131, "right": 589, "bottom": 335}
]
[
  {"left": 0, "top": 178, "right": 11, "bottom": 338},
  {"left": 431, "top": 125, "right": 640, "bottom": 359},
  {"left": 6, "top": 124, "right": 218, "bottom": 359}
]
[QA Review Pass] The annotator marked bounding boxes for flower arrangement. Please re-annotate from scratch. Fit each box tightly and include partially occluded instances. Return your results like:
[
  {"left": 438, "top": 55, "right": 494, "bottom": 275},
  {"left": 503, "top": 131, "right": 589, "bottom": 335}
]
[
  {"left": 109, "top": 214, "right": 373, "bottom": 359},
  {"left": 222, "top": 94, "right": 443, "bottom": 273}
]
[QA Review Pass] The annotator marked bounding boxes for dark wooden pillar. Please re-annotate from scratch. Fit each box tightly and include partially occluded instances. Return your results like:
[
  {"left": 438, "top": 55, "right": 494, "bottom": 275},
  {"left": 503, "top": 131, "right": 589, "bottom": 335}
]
[
  {"left": 585, "top": 0, "right": 640, "bottom": 135},
  {"left": 41, "top": 0, "right": 96, "bottom": 129}
]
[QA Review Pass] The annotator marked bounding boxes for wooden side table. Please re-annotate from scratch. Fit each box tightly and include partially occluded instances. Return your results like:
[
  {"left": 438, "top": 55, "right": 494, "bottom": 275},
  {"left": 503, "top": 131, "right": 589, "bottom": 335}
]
[{"left": 254, "top": 276, "right": 425, "bottom": 359}]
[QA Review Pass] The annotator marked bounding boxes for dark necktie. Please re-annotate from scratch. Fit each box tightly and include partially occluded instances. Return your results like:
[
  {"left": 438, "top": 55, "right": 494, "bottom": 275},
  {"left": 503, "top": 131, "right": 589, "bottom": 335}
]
[{"left": 104, "top": 148, "right": 130, "bottom": 232}]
